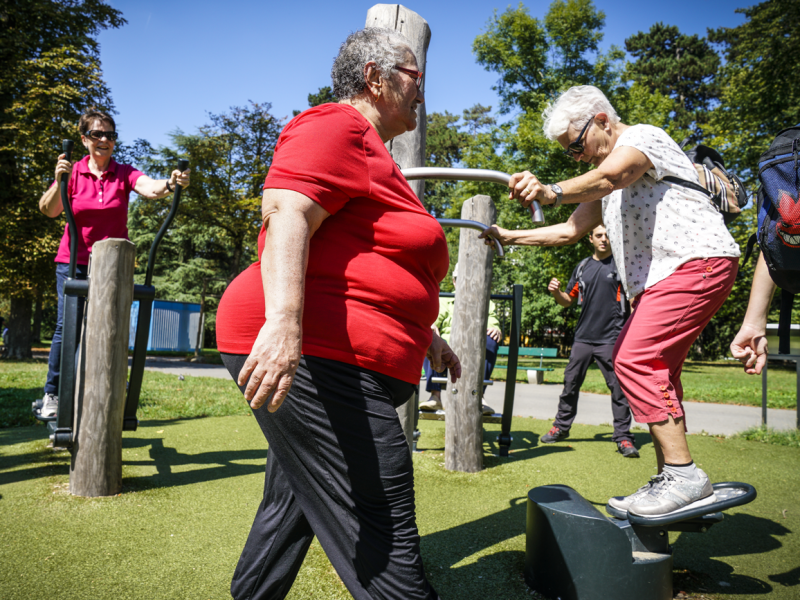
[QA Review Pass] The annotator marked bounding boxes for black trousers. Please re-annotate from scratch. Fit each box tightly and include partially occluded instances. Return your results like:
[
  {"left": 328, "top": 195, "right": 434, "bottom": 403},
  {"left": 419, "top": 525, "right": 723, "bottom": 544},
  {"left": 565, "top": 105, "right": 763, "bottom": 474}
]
[
  {"left": 553, "top": 342, "right": 633, "bottom": 443},
  {"left": 221, "top": 353, "right": 438, "bottom": 600}
]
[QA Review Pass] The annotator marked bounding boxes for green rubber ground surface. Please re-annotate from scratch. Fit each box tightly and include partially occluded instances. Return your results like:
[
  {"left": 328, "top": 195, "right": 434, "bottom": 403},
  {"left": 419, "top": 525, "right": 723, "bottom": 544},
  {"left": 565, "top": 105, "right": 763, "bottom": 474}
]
[{"left": 1, "top": 415, "right": 798, "bottom": 599}]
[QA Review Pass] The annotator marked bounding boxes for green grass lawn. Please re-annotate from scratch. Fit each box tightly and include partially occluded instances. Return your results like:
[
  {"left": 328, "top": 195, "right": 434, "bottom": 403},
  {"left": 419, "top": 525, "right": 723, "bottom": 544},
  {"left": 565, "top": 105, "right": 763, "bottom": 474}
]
[
  {"left": 493, "top": 358, "right": 798, "bottom": 409},
  {"left": 1, "top": 415, "right": 798, "bottom": 600}
]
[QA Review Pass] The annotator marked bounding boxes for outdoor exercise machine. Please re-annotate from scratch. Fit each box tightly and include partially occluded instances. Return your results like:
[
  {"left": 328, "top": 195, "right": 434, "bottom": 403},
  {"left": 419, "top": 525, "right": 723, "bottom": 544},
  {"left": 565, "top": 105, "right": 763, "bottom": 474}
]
[
  {"left": 32, "top": 139, "right": 187, "bottom": 495},
  {"left": 525, "top": 482, "right": 757, "bottom": 599},
  {"left": 401, "top": 167, "right": 542, "bottom": 468},
  {"left": 422, "top": 286, "right": 523, "bottom": 459}
]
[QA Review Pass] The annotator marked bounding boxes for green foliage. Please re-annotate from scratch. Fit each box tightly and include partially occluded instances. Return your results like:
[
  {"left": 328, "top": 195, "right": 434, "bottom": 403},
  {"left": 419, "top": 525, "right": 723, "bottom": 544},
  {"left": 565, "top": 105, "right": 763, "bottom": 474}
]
[
  {"left": 625, "top": 23, "right": 720, "bottom": 131},
  {"left": 0, "top": 1, "right": 124, "bottom": 301},
  {"left": 127, "top": 102, "right": 282, "bottom": 344},
  {"left": 732, "top": 425, "right": 800, "bottom": 448},
  {"left": 707, "top": 0, "right": 800, "bottom": 179},
  {"left": 293, "top": 86, "right": 338, "bottom": 116}
]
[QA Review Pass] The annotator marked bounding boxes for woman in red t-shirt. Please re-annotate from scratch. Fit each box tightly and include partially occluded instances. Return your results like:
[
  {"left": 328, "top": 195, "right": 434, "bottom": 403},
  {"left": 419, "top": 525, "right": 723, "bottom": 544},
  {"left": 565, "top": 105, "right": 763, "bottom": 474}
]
[
  {"left": 37, "top": 107, "right": 190, "bottom": 419},
  {"left": 216, "top": 28, "right": 459, "bottom": 600}
]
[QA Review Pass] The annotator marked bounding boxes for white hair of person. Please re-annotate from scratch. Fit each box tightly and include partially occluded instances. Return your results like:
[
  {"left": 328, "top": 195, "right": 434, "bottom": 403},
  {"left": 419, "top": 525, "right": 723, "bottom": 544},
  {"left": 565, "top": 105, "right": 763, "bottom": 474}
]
[
  {"left": 542, "top": 85, "right": 620, "bottom": 141},
  {"left": 331, "top": 28, "right": 411, "bottom": 100}
]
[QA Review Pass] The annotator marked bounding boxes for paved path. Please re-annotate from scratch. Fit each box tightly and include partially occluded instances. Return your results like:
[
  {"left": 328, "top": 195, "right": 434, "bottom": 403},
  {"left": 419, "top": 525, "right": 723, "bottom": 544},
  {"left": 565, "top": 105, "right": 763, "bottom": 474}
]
[{"left": 141, "top": 358, "right": 797, "bottom": 435}]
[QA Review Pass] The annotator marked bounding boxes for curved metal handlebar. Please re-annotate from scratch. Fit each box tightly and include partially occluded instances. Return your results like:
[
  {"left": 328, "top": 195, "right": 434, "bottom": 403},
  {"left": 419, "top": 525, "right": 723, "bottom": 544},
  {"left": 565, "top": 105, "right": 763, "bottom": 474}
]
[
  {"left": 60, "top": 140, "right": 78, "bottom": 279},
  {"left": 438, "top": 219, "right": 504, "bottom": 257},
  {"left": 144, "top": 158, "right": 189, "bottom": 286},
  {"left": 401, "top": 167, "right": 546, "bottom": 224}
]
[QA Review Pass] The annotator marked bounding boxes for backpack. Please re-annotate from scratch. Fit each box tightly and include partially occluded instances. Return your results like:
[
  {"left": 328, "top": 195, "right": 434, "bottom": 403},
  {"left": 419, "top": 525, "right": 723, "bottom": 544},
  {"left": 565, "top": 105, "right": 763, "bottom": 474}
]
[
  {"left": 663, "top": 143, "right": 748, "bottom": 225},
  {"left": 752, "top": 126, "right": 800, "bottom": 354},
  {"left": 574, "top": 256, "right": 628, "bottom": 316}
]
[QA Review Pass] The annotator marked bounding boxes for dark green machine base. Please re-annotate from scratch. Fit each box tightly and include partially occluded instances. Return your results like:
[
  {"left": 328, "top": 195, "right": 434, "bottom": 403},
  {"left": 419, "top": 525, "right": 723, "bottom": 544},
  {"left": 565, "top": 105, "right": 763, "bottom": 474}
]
[{"left": 525, "top": 483, "right": 756, "bottom": 600}]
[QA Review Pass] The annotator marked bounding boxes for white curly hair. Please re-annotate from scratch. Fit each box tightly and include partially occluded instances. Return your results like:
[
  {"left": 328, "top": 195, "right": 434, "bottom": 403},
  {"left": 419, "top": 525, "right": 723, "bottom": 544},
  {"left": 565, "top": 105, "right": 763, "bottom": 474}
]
[{"left": 542, "top": 85, "right": 620, "bottom": 141}]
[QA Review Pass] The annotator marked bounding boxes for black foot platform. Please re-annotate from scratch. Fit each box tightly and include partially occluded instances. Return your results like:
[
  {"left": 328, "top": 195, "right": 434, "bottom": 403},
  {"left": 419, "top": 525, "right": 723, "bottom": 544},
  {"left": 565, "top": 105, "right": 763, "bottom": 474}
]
[
  {"left": 606, "top": 482, "right": 756, "bottom": 525},
  {"left": 525, "top": 482, "right": 757, "bottom": 600}
]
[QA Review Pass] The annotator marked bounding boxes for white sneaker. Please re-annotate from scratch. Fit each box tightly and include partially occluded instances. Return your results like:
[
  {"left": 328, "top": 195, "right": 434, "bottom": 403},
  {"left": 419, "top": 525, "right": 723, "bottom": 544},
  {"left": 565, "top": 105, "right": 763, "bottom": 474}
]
[
  {"left": 419, "top": 396, "right": 443, "bottom": 412},
  {"left": 608, "top": 478, "right": 657, "bottom": 513},
  {"left": 628, "top": 470, "right": 716, "bottom": 517},
  {"left": 481, "top": 404, "right": 496, "bottom": 416},
  {"left": 41, "top": 393, "right": 59, "bottom": 418}
]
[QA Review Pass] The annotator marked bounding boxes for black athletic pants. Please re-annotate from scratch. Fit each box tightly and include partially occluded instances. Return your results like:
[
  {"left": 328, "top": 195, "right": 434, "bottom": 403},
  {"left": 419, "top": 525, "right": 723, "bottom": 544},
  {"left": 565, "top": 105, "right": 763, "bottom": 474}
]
[
  {"left": 553, "top": 342, "right": 634, "bottom": 443},
  {"left": 221, "top": 353, "right": 438, "bottom": 600}
]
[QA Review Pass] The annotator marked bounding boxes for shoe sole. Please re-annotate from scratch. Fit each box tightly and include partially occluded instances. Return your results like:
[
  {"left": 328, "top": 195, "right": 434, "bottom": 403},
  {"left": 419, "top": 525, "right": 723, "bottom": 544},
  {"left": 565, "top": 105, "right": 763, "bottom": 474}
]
[{"left": 629, "top": 492, "right": 718, "bottom": 518}]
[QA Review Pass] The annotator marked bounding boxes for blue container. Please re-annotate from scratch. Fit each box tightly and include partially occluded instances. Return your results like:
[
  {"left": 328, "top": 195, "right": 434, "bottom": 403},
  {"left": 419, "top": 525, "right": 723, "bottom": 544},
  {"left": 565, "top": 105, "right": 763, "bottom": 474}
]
[{"left": 129, "top": 300, "right": 201, "bottom": 352}]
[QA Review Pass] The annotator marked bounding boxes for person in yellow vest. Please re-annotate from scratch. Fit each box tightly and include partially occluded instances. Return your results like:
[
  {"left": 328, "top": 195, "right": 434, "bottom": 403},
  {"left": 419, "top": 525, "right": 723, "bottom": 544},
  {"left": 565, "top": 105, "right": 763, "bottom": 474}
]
[{"left": 420, "top": 262, "right": 501, "bottom": 415}]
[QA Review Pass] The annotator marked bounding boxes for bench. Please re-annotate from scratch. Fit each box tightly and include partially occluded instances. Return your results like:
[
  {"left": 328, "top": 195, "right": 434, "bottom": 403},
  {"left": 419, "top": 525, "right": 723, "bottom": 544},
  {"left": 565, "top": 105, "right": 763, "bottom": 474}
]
[{"left": 494, "top": 347, "right": 557, "bottom": 384}]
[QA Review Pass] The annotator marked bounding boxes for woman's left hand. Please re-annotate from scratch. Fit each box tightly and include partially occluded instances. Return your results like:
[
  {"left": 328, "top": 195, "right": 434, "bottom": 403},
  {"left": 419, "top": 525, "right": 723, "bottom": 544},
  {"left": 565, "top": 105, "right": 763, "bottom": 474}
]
[
  {"left": 508, "top": 170, "right": 556, "bottom": 207},
  {"left": 427, "top": 330, "right": 462, "bottom": 383},
  {"left": 169, "top": 168, "right": 191, "bottom": 190}
]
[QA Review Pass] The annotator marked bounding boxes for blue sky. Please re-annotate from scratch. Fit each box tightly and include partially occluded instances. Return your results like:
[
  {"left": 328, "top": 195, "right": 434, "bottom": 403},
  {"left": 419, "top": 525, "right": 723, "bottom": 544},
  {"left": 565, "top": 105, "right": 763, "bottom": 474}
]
[{"left": 98, "top": 0, "right": 747, "bottom": 149}]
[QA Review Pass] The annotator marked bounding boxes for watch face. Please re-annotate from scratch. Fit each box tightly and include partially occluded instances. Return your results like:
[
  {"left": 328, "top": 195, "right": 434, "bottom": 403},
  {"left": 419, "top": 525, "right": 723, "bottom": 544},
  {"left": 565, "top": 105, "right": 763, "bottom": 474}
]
[{"left": 552, "top": 184, "right": 562, "bottom": 194}]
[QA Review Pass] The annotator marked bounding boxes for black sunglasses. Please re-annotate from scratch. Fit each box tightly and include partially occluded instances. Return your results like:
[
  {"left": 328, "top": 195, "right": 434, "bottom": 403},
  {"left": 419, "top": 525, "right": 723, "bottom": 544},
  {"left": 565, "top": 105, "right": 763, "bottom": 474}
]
[
  {"left": 394, "top": 65, "right": 424, "bottom": 90},
  {"left": 563, "top": 115, "right": 595, "bottom": 157},
  {"left": 86, "top": 130, "right": 118, "bottom": 141}
]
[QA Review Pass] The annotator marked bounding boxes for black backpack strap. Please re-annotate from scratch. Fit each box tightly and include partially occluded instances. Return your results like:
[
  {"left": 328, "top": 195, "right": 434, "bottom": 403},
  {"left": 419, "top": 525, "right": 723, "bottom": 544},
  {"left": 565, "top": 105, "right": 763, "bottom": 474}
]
[
  {"left": 778, "top": 289, "right": 794, "bottom": 355},
  {"left": 742, "top": 233, "right": 758, "bottom": 266},
  {"left": 662, "top": 175, "right": 713, "bottom": 198}
]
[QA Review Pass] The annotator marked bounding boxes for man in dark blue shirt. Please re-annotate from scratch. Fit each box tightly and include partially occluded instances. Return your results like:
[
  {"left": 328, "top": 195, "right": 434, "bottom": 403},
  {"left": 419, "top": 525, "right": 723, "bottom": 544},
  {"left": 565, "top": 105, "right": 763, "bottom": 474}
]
[{"left": 544, "top": 225, "right": 638, "bottom": 457}]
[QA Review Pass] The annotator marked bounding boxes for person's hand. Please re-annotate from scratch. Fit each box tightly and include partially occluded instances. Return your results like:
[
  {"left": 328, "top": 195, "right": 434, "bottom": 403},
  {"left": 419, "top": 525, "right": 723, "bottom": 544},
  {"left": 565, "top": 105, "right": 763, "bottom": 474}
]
[
  {"left": 427, "top": 330, "right": 462, "bottom": 383},
  {"left": 169, "top": 168, "right": 191, "bottom": 190},
  {"left": 547, "top": 278, "right": 561, "bottom": 294},
  {"left": 487, "top": 326, "right": 502, "bottom": 343},
  {"left": 508, "top": 170, "right": 557, "bottom": 208},
  {"left": 730, "top": 324, "right": 769, "bottom": 375},
  {"left": 479, "top": 224, "right": 512, "bottom": 247},
  {"left": 238, "top": 317, "right": 301, "bottom": 411},
  {"left": 54, "top": 154, "right": 72, "bottom": 183}
]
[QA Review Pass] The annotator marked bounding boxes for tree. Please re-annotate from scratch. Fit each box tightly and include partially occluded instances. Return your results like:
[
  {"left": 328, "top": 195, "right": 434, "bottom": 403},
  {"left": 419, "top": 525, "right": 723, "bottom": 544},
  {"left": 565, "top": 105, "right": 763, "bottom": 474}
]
[
  {"left": 128, "top": 102, "right": 283, "bottom": 346},
  {"left": 625, "top": 23, "right": 720, "bottom": 131},
  {"left": 0, "top": 0, "right": 124, "bottom": 358},
  {"left": 293, "top": 86, "right": 338, "bottom": 116},
  {"left": 707, "top": 0, "right": 800, "bottom": 178}
]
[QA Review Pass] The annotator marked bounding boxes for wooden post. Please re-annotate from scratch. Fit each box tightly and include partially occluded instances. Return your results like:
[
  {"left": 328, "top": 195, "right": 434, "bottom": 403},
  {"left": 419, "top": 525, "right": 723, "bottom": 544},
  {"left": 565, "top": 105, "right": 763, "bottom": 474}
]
[
  {"left": 445, "top": 196, "right": 496, "bottom": 473},
  {"left": 70, "top": 238, "right": 135, "bottom": 497},
  {"left": 366, "top": 4, "right": 430, "bottom": 451},
  {"left": 366, "top": 4, "right": 430, "bottom": 202}
]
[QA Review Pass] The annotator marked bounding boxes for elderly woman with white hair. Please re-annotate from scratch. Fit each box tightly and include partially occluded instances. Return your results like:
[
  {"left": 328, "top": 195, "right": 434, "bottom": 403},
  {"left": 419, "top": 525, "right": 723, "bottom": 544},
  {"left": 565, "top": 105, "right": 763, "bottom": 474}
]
[
  {"left": 481, "top": 85, "right": 740, "bottom": 519},
  {"left": 215, "top": 28, "right": 459, "bottom": 599}
]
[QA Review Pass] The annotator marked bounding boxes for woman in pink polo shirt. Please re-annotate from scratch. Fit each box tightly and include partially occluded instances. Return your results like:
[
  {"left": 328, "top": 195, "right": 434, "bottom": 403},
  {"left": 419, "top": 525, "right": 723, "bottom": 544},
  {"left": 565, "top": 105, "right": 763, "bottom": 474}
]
[{"left": 37, "top": 107, "right": 190, "bottom": 418}]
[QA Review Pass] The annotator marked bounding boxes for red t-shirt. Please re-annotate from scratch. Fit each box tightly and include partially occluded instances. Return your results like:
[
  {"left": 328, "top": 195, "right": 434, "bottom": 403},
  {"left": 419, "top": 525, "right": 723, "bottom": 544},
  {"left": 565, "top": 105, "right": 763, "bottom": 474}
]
[
  {"left": 216, "top": 103, "right": 449, "bottom": 383},
  {"left": 54, "top": 156, "right": 144, "bottom": 265}
]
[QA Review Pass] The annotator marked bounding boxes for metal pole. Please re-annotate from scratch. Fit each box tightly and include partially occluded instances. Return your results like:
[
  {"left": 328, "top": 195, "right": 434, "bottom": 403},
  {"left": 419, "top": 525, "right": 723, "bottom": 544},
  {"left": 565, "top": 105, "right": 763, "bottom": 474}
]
[
  {"left": 402, "top": 167, "right": 545, "bottom": 223},
  {"left": 762, "top": 361, "right": 768, "bottom": 427}
]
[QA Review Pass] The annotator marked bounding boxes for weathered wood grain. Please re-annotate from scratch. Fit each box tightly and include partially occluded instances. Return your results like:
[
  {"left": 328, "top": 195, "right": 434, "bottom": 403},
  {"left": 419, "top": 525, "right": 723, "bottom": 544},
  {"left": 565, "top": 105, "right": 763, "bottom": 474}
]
[
  {"left": 445, "top": 196, "right": 496, "bottom": 473},
  {"left": 366, "top": 4, "right": 430, "bottom": 451},
  {"left": 70, "top": 239, "right": 135, "bottom": 497}
]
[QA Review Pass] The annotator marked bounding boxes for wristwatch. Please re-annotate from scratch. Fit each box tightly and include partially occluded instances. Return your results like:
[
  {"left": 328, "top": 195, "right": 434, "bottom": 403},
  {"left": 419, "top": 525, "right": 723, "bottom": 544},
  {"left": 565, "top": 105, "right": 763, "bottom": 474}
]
[{"left": 549, "top": 183, "right": 564, "bottom": 207}]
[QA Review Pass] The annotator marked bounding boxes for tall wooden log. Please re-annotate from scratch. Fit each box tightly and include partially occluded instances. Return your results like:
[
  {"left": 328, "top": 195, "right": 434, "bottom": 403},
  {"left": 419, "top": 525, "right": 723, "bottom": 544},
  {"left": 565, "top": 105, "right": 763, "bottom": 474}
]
[
  {"left": 365, "top": 4, "right": 430, "bottom": 201},
  {"left": 445, "top": 196, "right": 496, "bottom": 473},
  {"left": 366, "top": 4, "right": 430, "bottom": 451},
  {"left": 70, "top": 238, "right": 135, "bottom": 497}
]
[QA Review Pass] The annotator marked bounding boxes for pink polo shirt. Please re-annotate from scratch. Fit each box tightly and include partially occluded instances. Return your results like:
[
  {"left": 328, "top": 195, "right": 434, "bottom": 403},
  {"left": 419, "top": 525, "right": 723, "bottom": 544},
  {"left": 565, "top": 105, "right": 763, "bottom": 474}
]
[{"left": 54, "top": 156, "right": 144, "bottom": 265}]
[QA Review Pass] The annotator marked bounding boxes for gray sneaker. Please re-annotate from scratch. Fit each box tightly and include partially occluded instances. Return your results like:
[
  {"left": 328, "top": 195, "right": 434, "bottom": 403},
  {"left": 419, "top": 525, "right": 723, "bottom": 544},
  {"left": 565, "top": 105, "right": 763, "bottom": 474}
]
[
  {"left": 628, "top": 469, "right": 716, "bottom": 517},
  {"left": 41, "top": 393, "right": 59, "bottom": 418},
  {"left": 607, "top": 478, "right": 657, "bottom": 513}
]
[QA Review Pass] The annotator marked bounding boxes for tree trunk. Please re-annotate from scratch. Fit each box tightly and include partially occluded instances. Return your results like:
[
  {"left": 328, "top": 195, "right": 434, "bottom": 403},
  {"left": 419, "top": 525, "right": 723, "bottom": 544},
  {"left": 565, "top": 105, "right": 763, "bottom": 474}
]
[
  {"left": 32, "top": 289, "right": 43, "bottom": 343},
  {"left": 445, "top": 195, "right": 496, "bottom": 473},
  {"left": 366, "top": 3, "right": 430, "bottom": 452},
  {"left": 70, "top": 239, "right": 135, "bottom": 497},
  {"left": 7, "top": 296, "right": 33, "bottom": 359},
  {"left": 366, "top": 4, "right": 430, "bottom": 202}
]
